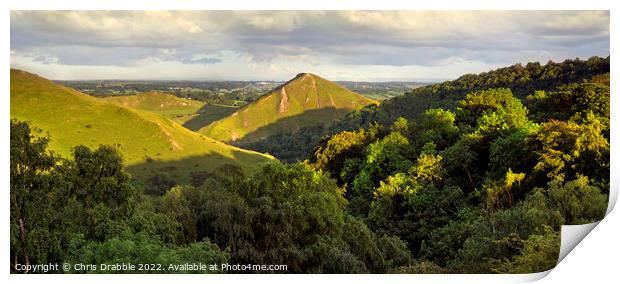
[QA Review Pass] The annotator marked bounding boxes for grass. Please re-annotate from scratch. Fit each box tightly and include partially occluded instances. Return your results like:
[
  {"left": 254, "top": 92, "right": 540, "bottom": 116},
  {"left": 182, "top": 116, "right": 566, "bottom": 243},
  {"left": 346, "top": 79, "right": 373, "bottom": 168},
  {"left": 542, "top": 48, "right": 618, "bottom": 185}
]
[
  {"left": 200, "top": 73, "right": 378, "bottom": 143},
  {"left": 10, "top": 69, "right": 274, "bottom": 182},
  {"left": 102, "top": 92, "right": 204, "bottom": 122},
  {"left": 102, "top": 92, "right": 240, "bottom": 131}
]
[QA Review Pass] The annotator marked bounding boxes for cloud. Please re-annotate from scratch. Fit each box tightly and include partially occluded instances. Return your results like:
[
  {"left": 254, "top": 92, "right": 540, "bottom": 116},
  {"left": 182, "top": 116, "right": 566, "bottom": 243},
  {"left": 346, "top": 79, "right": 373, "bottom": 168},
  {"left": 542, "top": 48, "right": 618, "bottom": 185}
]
[
  {"left": 9, "top": 11, "right": 610, "bottom": 80},
  {"left": 182, "top": 57, "right": 222, "bottom": 65}
]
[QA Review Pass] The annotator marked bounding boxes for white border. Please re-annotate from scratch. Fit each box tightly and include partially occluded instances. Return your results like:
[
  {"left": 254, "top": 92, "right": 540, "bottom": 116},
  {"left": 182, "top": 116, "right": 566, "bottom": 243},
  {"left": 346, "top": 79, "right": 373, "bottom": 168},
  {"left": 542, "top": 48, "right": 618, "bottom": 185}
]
[{"left": 2, "top": 1, "right": 617, "bottom": 284}]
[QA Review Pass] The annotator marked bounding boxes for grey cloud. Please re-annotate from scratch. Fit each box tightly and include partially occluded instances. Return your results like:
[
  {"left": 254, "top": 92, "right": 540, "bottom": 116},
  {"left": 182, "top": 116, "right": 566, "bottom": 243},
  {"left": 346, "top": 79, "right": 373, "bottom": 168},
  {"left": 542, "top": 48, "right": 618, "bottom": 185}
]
[
  {"left": 182, "top": 57, "right": 222, "bottom": 65},
  {"left": 17, "top": 45, "right": 174, "bottom": 66},
  {"left": 10, "top": 11, "right": 610, "bottom": 68}
]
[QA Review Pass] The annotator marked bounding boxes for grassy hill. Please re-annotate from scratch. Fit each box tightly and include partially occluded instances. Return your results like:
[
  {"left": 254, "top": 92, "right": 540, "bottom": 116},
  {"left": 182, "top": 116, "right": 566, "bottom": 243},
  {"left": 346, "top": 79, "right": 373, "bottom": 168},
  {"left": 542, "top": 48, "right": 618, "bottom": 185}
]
[
  {"left": 101, "top": 92, "right": 204, "bottom": 123},
  {"left": 101, "top": 92, "right": 239, "bottom": 130},
  {"left": 200, "top": 73, "right": 378, "bottom": 143},
  {"left": 10, "top": 69, "right": 274, "bottom": 182}
]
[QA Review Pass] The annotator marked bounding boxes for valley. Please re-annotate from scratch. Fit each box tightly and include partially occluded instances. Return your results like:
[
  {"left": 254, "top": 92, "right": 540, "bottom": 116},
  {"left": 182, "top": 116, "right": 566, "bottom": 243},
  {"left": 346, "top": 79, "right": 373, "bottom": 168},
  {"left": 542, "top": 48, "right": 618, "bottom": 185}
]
[{"left": 10, "top": 56, "right": 611, "bottom": 274}]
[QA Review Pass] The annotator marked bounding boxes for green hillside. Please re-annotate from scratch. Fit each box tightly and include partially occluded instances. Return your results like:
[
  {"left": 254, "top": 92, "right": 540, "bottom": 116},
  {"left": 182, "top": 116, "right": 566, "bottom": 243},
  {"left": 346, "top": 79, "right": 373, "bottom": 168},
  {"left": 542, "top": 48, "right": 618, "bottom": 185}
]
[
  {"left": 10, "top": 69, "right": 274, "bottom": 181},
  {"left": 102, "top": 92, "right": 240, "bottom": 131},
  {"left": 199, "top": 73, "right": 378, "bottom": 143},
  {"left": 101, "top": 92, "right": 204, "bottom": 122}
]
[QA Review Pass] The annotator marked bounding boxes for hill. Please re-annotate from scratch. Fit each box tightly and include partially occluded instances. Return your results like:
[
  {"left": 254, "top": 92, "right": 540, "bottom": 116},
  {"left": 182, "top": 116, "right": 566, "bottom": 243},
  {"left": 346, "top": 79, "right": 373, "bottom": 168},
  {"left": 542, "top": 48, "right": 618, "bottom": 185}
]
[
  {"left": 101, "top": 92, "right": 239, "bottom": 130},
  {"left": 101, "top": 92, "right": 204, "bottom": 122},
  {"left": 351, "top": 56, "right": 611, "bottom": 127},
  {"left": 199, "top": 73, "right": 378, "bottom": 143},
  {"left": 10, "top": 69, "right": 274, "bottom": 182}
]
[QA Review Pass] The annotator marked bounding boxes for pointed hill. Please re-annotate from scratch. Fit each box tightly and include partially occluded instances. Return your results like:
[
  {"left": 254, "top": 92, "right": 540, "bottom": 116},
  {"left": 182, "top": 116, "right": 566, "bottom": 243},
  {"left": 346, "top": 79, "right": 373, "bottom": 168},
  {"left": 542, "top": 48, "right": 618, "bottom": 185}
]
[
  {"left": 199, "top": 73, "right": 378, "bottom": 143},
  {"left": 10, "top": 69, "right": 274, "bottom": 182}
]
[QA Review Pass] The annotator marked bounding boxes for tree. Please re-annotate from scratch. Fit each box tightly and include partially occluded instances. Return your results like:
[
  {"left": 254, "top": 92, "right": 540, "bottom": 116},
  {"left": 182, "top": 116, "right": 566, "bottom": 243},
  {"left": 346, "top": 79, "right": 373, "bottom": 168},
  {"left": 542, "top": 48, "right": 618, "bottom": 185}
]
[
  {"left": 66, "top": 232, "right": 229, "bottom": 274},
  {"left": 526, "top": 77, "right": 610, "bottom": 126},
  {"left": 145, "top": 172, "right": 177, "bottom": 196},
  {"left": 309, "top": 127, "right": 378, "bottom": 184},
  {"left": 67, "top": 145, "right": 136, "bottom": 217},
  {"left": 456, "top": 88, "right": 529, "bottom": 133},
  {"left": 413, "top": 109, "right": 459, "bottom": 151},
  {"left": 492, "top": 226, "right": 559, "bottom": 273},
  {"left": 11, "top": 120, "right": 144, "bottom": 272},
  {"left": 441, "top": 133, "right": 484, "bottom": 190},
  {"left": 544, "top": 176, "right": 607, "bottom": 224},
  {"left": 170, "top": 163, "right": 410, "bottom": 273},
  {"left": 529, "top": 116, "right": 608, "bottom": 181},
  {"left": 10, "top": 120, "right": 61, "bottom": 270},
  {"left": 488, "top": 125, "right": 537, "bottom": 179},
  {"left": 351, "top": 130, "right": 413, "bottom": 198},
  {"left": 158, "top": 186, "right": 198, "bottom": 244}
]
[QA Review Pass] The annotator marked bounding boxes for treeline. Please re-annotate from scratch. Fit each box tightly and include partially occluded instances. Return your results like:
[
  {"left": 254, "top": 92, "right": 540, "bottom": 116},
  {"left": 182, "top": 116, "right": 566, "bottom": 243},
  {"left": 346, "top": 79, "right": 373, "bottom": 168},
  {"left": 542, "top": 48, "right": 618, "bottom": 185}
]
[
  {"left": 307, "top": 73, "right": 609, "bottom": 272},
  {"left": 242, "top": 56, "right": 610, "bottom": 162},
  {"left": 353, "top": 56, "right": 610, "bottom": 126}
]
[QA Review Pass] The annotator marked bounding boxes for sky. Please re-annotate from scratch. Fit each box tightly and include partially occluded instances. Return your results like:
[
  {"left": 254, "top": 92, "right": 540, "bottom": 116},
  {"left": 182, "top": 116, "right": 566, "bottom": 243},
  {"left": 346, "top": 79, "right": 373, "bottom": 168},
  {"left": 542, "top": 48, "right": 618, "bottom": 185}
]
[{"left": 10, "top": 11, "right": 610, "bottom": 82}]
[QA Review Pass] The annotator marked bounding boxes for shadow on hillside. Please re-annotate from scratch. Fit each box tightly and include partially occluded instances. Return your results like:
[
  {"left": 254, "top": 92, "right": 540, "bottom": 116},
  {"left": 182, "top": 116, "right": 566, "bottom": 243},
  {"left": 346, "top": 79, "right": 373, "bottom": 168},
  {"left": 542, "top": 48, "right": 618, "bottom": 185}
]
[
  {"left": 126, "top": 149, "right": 273, "bottom": 185},
  {"left": 224, "top": 107, "right": 361, "bottom": 163},
  {"left": 231, "top": 107, "right": 352, "bottom": 145},
  {"left": 182, "top": 104, "right": 238, "bottom": 131}
]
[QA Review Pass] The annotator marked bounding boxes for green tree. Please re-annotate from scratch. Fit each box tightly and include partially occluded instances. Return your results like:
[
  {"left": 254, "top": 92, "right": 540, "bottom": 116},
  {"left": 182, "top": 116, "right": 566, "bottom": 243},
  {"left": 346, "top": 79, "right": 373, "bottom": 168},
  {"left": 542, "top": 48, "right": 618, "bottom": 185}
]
[
  {"left": 352, "top": 131, "right": 413, "bottom": 198},
  {"left": 492, "top": 226, "right": 559, "bottom": 273},
  {"left": 456, "top": 88, "right": 529, "bottom": 133},
  {"left": 10, "top": 120, "right": 61, "bottom": 269},
  {"left": 173, "top": 163, "right": 410, "bottom": 273},
  {"left": 529, "top": 116, "right": 608, "bottom": 181},
  {"left": 67, "top": 145, "right": 136, "bottom": 217},
  {"left": 414, "top": 109, "right": 459, "bottom": 152}
]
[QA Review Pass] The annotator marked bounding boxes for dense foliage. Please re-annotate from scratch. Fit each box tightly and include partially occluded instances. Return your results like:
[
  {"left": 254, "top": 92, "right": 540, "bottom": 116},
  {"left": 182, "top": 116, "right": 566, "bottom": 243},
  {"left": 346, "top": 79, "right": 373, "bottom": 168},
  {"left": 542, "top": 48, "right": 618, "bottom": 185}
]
[
  {"left": 307, "top": 73, "right": 609, "bottom": 272},
  {"left": 10, "top": 120, "right": 229, "bottom": 273},
  {"left": 10, "top": 121, "right": 409, "bottom": 273}
]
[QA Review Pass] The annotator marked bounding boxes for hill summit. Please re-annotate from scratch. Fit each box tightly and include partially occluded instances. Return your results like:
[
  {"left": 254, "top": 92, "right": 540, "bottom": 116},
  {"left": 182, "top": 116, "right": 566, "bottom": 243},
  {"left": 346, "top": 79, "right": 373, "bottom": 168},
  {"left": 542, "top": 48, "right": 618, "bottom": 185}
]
[{"left": 200, "top": 73, "right": 378, "bottom": 143}]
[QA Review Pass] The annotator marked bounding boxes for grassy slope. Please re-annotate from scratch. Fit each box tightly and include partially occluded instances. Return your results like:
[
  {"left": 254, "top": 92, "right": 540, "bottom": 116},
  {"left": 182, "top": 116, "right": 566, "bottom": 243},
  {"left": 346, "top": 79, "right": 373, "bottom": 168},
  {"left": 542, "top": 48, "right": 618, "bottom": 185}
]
[
  {"left": 101, "top": 92, "right": 204, "bottom": 123},
  {"left": 10, "top": 69, "right": 274, "bottom": 182},
  {"left": 102, "top": 93, "right": 240, "bottom": 131},
  {"left": 101, "top": 92, "right": 204, "bottom": 114},
  {"left": 200, "top": 73, "right": 378, "bottom": 143}
]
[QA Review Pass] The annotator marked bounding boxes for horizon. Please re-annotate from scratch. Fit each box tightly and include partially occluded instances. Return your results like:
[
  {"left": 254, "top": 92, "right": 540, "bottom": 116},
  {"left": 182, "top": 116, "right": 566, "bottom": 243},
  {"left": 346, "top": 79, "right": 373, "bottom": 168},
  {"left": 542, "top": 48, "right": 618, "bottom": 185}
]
[
  {"left": 10, "top": 11, "right": 610, "bottom": 81},
  {"left": 14, "top": 67, "right": 445, "bottom": 83},
  {"left": 16, "top": 54, "right": 609, "bottom": 84}
]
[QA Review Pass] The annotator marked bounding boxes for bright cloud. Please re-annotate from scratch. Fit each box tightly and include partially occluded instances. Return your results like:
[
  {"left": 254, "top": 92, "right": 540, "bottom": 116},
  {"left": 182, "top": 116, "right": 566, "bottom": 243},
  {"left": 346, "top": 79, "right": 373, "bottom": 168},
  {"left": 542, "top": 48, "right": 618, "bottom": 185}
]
[{"left": 10, "top": 11, "right": 610, "bottom": 81}]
